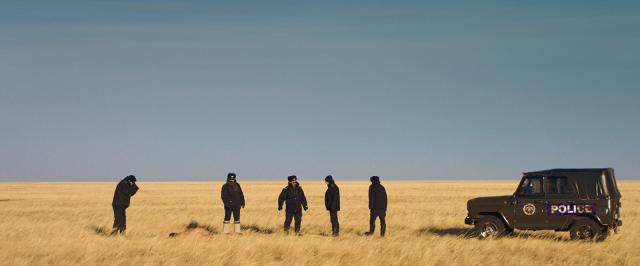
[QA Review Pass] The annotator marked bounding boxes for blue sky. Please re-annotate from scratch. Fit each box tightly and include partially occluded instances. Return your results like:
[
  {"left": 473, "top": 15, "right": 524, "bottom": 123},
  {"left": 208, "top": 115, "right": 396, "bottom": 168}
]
[{"left": 1, "top": 1, "right": 639, "bottom": 181}]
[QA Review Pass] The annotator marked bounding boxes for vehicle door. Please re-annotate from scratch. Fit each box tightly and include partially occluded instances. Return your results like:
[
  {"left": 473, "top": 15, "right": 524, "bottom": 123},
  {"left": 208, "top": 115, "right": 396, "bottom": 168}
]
[
  {"left": 544, "top": 176, "right": 576, "bottom": 229},
  {"left": 513, "top": 176, "right": 547, "bottom": 229}
]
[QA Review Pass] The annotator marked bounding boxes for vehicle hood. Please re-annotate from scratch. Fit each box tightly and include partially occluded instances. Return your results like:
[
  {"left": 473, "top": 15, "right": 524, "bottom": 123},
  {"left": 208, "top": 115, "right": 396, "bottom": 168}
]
[{"left": 467, "top": 195, "right": 512, "bottom": 206}]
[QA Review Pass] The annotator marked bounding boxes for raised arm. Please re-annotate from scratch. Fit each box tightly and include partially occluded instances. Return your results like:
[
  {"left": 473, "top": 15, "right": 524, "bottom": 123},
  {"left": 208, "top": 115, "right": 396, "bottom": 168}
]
[{"left": 129, "top": 182, "right": 139, "bottom": 196}]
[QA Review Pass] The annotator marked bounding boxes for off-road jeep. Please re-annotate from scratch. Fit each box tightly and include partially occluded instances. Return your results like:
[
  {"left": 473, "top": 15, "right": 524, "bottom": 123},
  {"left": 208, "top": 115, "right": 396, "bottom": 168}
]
[{"left": 465, "top": 168, "right": 622, "bottom": 240}]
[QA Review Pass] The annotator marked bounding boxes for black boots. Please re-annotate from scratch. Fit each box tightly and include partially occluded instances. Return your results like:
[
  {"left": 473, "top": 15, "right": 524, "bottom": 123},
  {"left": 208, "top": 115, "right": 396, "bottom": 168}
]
[
  {"left": 365, "top": 225, "right": 385, "bottom": 237},
  {"left": 110, "top": 227, "right": 125, "bottom": 236},
  {"left": 332, "top": 227, "right": 339, "bottom": 237}
]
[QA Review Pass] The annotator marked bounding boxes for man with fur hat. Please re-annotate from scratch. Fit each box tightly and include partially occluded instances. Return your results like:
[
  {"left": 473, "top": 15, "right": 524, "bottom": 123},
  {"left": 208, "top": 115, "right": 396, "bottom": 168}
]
[
  {"left": 111, "top": 175, "right": 139, "bottom": 235},
  {"left": 278, "top": 175, "right": 308, "bottom": 235},
  {"left": 221, "top": 172, "right": 245, "bottom": 234},
  {"left": 365, "top": 176, "right": 387, "bottom": 236},
  {"left": 324, "top": 175, "right": 340, "bottom": 236}
]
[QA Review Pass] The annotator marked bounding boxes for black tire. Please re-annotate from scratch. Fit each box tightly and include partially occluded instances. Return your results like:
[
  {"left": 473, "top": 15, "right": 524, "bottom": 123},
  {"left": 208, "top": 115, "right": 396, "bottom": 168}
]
[
  {"left": 569, "top": 219, "right": 603, "bottom": 241},
  {"left": 475, "top": 216, "right": 506, "bottom": 239}
]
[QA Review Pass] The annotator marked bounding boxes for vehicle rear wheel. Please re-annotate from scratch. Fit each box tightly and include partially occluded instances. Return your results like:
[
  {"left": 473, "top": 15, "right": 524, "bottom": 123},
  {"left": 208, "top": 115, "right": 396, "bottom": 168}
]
[
  {"left": 569, "top": 219, "right": 603, "bottom": 241},
  {"left": 475, "top": 216, "right": 506, "bottom": 239}
]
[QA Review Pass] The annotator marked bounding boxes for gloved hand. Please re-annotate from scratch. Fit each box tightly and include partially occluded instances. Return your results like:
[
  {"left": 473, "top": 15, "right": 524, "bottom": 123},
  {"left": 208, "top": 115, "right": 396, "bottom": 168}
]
[
  {"left": 303, "top": 206, "right": 308, "bottom": 211},
  {"left": 242, "top": 204, "right": 245, "bottom": 209}
]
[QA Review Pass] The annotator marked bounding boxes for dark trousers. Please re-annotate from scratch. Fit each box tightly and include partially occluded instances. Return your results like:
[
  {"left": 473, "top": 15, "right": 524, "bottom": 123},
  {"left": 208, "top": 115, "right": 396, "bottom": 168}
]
[
  {"left": 329, "top": 210, "right": 339, "bottom": 234},
  {"left": 284, "top": 211, "right": 302, "bottom": 233},
  {"left": 369, "top": 210, "right": 386, "bottom": 236},
  {"left": 224, "top": 207, "right": 241, "bottom": 223},
  {"left": 112, "top": 205, "right": 127, "bottom": 233}
]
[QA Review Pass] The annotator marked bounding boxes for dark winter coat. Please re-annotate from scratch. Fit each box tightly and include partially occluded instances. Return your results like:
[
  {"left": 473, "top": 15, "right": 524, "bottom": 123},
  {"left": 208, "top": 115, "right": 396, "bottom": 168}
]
[
  {"left": 221, "top": 182, "right": 245, "bottom": 209},
  {"left": 368, "top": 181, "right": 387, "bottom": 211},
  {"left": 112, "top": 179, "right": 139, "bottom": 208},
  {"left": 324, "top": 183, "right": 340, "bottom": 211},
  {"left": 278, "top": 185, "right": 308, "bottom": 213}
]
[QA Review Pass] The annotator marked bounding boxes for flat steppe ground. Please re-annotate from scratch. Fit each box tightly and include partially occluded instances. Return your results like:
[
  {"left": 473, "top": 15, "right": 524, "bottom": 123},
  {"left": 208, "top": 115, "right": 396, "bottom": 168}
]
[{"left": 0, "top": 180, "right": 638, "bottom": 265}]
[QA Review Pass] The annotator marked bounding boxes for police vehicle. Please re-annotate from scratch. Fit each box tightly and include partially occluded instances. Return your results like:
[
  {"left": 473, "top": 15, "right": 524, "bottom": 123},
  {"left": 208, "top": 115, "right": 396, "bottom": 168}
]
[{"left": 465, "top": 168, "right": 622, "bottom": 240}]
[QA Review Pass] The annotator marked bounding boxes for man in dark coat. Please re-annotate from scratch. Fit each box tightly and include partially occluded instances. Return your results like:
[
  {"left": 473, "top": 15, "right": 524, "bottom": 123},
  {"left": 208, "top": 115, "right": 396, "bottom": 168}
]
[
  {"left": 365, "top": 176, "right": 387, "bottom": 236},
  {"left": 324, "top": 175, "right": 340, "bottom": 236},
  {"left": 278, "top": 175, "right": 308, "bottom": 235},
  {"left": 221, "top": 172, "right": 245, "bottom": 234},
  {"left": 111, "top": 175, "right": 139, "bottom": 235}
]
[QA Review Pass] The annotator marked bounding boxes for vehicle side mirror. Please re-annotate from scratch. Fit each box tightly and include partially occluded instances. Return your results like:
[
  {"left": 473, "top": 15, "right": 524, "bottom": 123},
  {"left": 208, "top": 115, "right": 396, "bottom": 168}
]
[{"left": 511, "top": 195, "right": 518, "bottom": 205}]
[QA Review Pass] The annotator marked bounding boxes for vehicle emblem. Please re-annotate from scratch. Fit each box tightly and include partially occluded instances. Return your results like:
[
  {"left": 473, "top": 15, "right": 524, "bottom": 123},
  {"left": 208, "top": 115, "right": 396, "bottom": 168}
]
[{"left": 523, "top": 203, "right": 536, "bottom": 216}]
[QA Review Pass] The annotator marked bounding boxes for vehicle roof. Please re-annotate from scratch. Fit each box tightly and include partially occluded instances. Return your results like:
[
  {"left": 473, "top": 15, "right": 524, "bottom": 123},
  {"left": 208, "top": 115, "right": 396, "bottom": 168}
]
[
  {"left": 523, "top": 168, "right": 612, "bottom": 176},
  {"left": 521, "top": 168, "right": 620, "bottom": 199}
]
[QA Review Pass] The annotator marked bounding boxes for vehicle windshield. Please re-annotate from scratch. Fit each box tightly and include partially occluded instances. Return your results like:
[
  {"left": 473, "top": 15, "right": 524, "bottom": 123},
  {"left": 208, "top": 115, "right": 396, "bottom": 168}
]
[{"left": 519, "top": 176, "right": 542, "bottom": 195}]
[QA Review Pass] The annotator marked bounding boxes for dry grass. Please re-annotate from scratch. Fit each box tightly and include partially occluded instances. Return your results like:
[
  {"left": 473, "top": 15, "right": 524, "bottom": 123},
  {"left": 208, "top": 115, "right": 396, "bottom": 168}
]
[{"left": 0, "top": 180, "right": 638, "bottom": 265}]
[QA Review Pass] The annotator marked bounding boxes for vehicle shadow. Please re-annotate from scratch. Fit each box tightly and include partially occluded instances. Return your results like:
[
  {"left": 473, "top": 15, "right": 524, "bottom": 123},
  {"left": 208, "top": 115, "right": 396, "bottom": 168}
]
[
  {"left": 416, "top": 227, "right": 477, "bottom": 238},
  {"left": 416, "top": 227, "right": 569, "bottom": 241}
]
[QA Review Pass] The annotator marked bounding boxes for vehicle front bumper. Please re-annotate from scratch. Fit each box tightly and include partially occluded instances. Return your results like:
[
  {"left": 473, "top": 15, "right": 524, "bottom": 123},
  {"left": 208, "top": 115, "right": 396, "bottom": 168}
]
[
  {"left": 464, "top": 216, "right": 474, "bottom": 225},
  {"left": 615, "top": 219, "right": 622, "bottom": 227}
]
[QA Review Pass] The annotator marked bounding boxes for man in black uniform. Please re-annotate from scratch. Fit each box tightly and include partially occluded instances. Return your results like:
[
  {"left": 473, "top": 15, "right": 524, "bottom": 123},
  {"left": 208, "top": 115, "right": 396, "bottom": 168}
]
[
  {"left": 324, "top": 175, "right": 340, "bottom": 236},
  {"left": 365, "top": 176, "right": 387, "bottom": 237},
  {"left": 111, "top": 175, "right": 139, "bottom": 235},
  {"left": 221, "top": 172, "right": 245, "bottom": 234},
  {"left": 278, "top": 175, "right": 308, "bottom": 235}
]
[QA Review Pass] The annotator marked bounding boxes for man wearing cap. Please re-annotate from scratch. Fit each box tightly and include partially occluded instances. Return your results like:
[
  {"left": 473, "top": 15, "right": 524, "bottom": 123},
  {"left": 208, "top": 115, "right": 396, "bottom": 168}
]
[
  {"left": 324, "top": 175, "right": 340, "bottom": 236},
  {"left": 221, "top": 172, "right": 245, "bottom": 234},
  {"left": 111, "top": 175, "right": 139, "bottom": 235},
  {"left": 278, "top": 175, "right": 308, "bottom": 235},
  {"left": 365, "top": 176, "right": 387, "bottom": 237}
]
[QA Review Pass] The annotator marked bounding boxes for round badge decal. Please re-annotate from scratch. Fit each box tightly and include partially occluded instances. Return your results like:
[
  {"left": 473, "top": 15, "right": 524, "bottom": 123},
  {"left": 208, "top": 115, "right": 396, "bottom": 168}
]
[{"left": 523, "top": 203, "right": 536, "bottom": 216}]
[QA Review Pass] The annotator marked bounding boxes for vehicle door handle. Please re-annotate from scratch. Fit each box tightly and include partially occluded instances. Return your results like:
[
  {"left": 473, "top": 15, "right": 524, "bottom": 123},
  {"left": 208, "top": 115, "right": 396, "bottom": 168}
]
[{"left": 534, "top": 200, "right": 548, "bottom": 204}]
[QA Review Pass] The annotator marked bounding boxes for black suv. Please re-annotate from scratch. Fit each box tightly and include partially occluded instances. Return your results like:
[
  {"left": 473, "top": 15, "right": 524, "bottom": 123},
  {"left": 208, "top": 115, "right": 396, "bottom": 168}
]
[{"left": 465, "top": 168, "right": 622, "bottom": 240}]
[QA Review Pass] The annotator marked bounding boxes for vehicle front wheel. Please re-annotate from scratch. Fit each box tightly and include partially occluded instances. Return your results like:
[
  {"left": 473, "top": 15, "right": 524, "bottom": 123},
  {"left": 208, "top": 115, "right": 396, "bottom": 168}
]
[
  {"left": 569, "top": 219, "right": 604, "bottom": 241},
  {"left": 475, "top": 216, "right": 506, "bottom": 239}
]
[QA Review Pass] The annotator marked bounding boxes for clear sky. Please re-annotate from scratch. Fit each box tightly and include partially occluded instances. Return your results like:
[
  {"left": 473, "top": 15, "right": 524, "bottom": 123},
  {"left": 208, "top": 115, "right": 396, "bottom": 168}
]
[{"left": 1, "top": 1, "right": 639, "bottom": 181}]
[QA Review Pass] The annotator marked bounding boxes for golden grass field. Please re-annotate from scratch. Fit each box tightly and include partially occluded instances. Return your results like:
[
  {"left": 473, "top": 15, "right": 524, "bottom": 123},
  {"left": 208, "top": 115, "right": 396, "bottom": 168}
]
[{"left": 0, "top": 180, "right": 639, "bottom": 265}]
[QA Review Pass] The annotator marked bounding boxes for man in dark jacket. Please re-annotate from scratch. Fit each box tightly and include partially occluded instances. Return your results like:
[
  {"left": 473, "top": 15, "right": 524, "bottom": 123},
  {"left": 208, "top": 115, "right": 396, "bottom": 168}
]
[
  {"left": 278, "top": 175, "right": 308, "bottom": 235},
  {"left": 221, "top": 172, "right": 245, "bottom": 234},
  {"left": 324, "top": 175, "right": 340, "bottom": 236},
  {"left": 365, "top": 176, "right": 387, "bottom": 236},
  {"left": 111, "top": 175, "right": 139, "bottom": 235}
]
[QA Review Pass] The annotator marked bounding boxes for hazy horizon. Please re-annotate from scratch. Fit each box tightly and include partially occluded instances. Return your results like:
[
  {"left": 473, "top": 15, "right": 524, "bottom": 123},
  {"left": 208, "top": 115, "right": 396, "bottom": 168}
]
[
  {"left": 2, "top": 174, "right": 638, "bottom": 182},
  {"left": 1, "top": 1, "right": 639, "bottom": 181}
]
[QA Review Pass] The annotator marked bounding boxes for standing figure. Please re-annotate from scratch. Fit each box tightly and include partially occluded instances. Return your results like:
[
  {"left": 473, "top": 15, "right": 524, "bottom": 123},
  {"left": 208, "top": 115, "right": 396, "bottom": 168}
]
[
  {"left": 278, "top": 175, "right": 308, "bottom": 235},
  {"left": 221, "top": 172, "right": 245, "bottom": 234},
  {"left": 324, "top": 175, "right": 340, "bottom": 236},
  {"left": 365, "top": 176, "right": 387, "bottom": 237},
  {"left": 111, "top": 175, "right": 139, "bottom": 235}
]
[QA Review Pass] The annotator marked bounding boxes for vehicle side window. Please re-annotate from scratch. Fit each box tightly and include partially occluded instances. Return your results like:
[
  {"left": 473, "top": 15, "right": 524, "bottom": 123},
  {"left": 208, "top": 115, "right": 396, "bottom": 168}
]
[
  {"left": 519, "top": 177, "right": 543, "bottom": 196},
  {"left": 544, "top": 176, "right": 574, "bottom": 195}
]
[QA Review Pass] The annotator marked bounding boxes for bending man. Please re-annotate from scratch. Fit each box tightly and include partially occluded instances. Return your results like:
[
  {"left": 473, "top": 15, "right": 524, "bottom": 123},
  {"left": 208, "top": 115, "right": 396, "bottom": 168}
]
[{"left": 111, "top": 175, "right": 139, "bottom": 235}]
